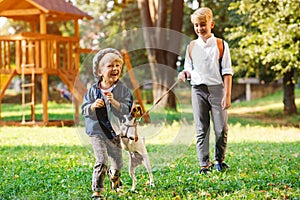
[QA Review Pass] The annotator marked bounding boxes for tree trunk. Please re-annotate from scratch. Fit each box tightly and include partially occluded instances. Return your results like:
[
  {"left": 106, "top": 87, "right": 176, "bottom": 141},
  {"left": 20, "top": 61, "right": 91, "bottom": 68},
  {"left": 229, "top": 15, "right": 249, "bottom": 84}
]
[
  {"left": 137, "top": 0, "right": 183, "bottom": 110},
  {"left": 166, "top": 0, "right": 183, "bottom": 109},
  {"left": 283, "top": 69, "right": 297, "bottom": 114}
]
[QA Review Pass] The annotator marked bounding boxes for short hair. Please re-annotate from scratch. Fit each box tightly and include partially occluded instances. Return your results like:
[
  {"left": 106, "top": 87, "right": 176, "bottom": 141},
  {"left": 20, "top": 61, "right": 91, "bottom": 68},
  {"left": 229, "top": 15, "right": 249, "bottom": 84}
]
[
  {"left": 191, "top": 7, "right": 213, "bottom": 24},
  {"left": 92, "top": 48, "right": 123, "bottom": 80},
  {"left": 99, "top": 53, "right": 123, "bottom": 70}
]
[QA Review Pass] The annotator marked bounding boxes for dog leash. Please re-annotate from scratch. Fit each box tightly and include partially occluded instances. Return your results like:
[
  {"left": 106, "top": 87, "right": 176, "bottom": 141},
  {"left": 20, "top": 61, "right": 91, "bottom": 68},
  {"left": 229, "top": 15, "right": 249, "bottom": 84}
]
[{"left": 137, "top": 79, "right": 180, "bottom": 123}]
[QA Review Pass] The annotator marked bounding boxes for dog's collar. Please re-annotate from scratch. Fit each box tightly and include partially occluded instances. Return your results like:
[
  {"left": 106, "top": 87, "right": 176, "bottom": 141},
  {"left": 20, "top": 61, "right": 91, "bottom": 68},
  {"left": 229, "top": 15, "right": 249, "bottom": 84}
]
[{"left": 121, "top": 122, "right": 137, "bottom": 140}]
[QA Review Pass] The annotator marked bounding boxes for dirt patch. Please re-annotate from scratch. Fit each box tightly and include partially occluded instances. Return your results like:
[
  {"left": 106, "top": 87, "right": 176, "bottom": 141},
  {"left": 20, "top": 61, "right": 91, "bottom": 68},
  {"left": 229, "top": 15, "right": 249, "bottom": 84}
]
[{"left": 230, "top": 112, "right": 300, "bottom": 128}]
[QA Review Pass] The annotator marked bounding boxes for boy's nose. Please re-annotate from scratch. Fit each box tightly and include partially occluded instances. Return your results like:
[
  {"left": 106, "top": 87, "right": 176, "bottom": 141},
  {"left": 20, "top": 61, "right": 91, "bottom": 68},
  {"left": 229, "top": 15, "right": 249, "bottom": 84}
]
[{"left": 111, "top": 65, "right": 117, "bottom": 70}]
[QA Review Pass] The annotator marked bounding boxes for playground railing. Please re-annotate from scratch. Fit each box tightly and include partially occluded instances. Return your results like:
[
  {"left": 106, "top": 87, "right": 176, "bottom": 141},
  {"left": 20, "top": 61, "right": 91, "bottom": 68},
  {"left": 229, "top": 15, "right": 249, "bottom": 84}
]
[{"left": 0, "top": 32, "right": 80, "bottom": 75}]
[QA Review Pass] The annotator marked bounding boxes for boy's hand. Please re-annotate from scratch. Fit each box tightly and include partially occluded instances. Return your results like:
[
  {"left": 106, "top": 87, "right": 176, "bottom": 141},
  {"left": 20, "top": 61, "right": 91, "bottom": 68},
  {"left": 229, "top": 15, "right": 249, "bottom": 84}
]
[
  {"left": 104, "top": 92, "right": 121, "bottom": 111},
  {"left": 91, "top": 99, "right": 105, "bottom": 111},
  {"left": 222, "top": 74, "right": 232, "bottom": 110},
  {"left": 221, "top": 94, "right": 231, "bottom": 110},
  {"left": 104, "top": 92, "right": 114, "bottom": 103},
  {"left": 178, "top": 71, "right": 191, "bottom": 82}
]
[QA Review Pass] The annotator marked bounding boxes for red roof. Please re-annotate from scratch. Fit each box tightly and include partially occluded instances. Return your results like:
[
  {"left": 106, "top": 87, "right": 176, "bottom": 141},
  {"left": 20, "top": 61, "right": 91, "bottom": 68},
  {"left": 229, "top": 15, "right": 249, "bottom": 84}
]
[
  {"left": 0, "top": 0, "right": 92, "bottom": 21},
  {"left": 30, "top": 0, "right": 92, "bottom": 19}
]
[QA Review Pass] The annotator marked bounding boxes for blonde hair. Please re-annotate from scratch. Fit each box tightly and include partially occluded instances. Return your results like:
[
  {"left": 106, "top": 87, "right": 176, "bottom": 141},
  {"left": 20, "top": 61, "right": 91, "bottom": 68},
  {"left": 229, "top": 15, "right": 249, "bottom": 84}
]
[
  {"left": 99, "top": 53, "right": 123, "bottom": 70},
  {"left": 92, "top": 48, "right": 123, "bottom": 79},
  {"left": 191, "top": 7, "right": 213, "bottom": 24}
]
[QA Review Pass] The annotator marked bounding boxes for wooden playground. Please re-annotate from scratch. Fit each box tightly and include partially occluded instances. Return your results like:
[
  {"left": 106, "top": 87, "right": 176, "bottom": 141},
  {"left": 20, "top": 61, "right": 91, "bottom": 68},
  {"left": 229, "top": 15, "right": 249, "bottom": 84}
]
[{"left": 0, "top": 0, "right": 148, "bottom": 126}]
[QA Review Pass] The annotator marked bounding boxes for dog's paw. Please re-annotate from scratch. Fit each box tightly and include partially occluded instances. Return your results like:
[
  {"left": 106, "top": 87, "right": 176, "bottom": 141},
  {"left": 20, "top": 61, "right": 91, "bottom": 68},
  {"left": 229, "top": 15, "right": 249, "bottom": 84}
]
[
  {"left": 145, "top": 180, "right": 155, "bottom": 187},
  {"left": 149, "top": 181, "right": 155, "bottom": 188}
]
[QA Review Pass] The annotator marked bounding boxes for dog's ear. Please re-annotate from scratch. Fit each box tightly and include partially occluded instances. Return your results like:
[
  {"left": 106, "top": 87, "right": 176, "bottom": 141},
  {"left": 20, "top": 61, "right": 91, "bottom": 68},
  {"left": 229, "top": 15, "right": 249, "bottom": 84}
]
[
  {"left": 130, "top": 106, "right": 138, "bottom": 118},
  {"left": 132, "top": 106, "right": 138, "bottom": 114},
  {"left": 137, "top": 105, "right": 143, "bottom": 116}
]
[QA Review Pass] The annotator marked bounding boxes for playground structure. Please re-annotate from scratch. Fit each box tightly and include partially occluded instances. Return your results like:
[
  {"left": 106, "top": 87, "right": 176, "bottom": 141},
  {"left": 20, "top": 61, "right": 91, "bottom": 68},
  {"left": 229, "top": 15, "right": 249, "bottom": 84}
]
[{"left": 0, "top": 0, "right": 148, "bottom": 126}]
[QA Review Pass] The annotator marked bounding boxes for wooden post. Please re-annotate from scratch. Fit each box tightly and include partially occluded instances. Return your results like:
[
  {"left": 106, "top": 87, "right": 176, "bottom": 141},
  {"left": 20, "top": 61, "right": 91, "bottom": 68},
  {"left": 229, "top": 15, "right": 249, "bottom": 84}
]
[
  {"left": 0, "top": 70, "right": 17, "bottom": 124},
  {"left": 74, "top": 19, "right": 80, "bottom": 122},
  {"left": 30, "top": 21, "right": 37, "bottom": 33},
  {"left": 246, "top": 83, "right": 251, "bottom": 101},
  {"left": 40, "top": 13, "right": 48, "bottom": 124}
]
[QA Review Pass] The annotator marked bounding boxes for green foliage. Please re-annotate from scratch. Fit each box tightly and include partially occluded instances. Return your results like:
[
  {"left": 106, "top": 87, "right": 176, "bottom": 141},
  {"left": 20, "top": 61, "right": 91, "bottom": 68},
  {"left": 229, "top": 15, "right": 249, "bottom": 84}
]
[{"left": 226, "top": 0, "right": 300, "bottom": 82}]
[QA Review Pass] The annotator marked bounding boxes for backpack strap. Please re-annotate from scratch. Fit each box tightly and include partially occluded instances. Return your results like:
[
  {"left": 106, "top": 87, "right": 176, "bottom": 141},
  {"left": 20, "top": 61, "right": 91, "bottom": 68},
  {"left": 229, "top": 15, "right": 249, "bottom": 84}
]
[
  {"left": 217, "top": 38, "right": 225, "bottom": 81},
  {"left": 217, "top": 38, "right": 224, "bottom": 60},
  {"left": 188, "top": 40, "right": 196, "bottom": 60}
]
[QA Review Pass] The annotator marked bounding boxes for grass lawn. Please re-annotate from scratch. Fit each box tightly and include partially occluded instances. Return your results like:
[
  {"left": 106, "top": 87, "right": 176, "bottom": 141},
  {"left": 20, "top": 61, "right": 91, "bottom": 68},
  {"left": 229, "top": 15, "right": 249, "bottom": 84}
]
[{"left": 0, "top": 88, "right": 299, "bottom": 199}]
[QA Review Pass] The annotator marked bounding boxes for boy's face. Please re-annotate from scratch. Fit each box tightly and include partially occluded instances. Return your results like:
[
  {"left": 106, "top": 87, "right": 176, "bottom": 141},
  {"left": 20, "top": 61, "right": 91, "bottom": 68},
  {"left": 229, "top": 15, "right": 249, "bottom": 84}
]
[
  {"left": 193, "top": 19, "right": 214, "bottom": 40},
  {"left": 97, "top": 54, "right": 122, "bottom": 84}
]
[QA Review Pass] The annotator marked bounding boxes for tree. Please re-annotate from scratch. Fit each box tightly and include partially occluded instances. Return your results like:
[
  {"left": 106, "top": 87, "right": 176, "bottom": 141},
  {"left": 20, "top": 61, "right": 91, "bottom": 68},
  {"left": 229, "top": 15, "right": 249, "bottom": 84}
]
[
  {"left": 74, "top": 0, "right": 233, "bottom": 110},
  {"left": 137, "top": 0, "right": 184, "bottom": 110},
  {"left": 226, "top": 0, "right": 300, "bottom": 114}
]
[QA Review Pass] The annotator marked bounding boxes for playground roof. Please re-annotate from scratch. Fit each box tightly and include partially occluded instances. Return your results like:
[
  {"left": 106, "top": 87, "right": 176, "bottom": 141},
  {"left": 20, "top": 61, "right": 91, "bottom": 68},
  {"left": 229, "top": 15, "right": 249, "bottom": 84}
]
[{"left": 0, "top": 0, "right": 92, "bottom": 22}]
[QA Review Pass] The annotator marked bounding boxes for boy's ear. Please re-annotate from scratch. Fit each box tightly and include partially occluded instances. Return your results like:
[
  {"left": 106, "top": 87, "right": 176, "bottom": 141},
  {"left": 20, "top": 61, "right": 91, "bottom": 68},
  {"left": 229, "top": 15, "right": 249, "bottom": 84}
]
[{"left": 211, "top": 21, "right": 215, "bottom": 29}]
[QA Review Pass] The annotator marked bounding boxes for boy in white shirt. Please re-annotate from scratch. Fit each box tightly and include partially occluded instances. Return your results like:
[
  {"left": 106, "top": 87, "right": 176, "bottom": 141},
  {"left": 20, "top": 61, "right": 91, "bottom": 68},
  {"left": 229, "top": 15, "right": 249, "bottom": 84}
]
[{"left": 178, "top": 7, "right": 233, "bottom": 174}]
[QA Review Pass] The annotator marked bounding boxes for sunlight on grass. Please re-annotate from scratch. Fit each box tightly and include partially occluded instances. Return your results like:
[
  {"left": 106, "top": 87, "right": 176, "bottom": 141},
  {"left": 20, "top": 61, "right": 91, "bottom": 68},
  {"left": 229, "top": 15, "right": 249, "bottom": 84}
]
[
  {"left": 0, "top": 127, "right": 81, "bottom": 146},
  {"left": 229, "top": 98, "right": 300, "bottom": 115},
  {"left": 2, "top": 121, "right": 299, "bottom": 147},
  {"left": 229, "top": 102, "right": 283, "bottom": 114},
  {"left": 229, "top": 123, "right": 300, "bottom": 143},
  {"left": 230, "top": 94, "right": 300, "bottom": 115}
]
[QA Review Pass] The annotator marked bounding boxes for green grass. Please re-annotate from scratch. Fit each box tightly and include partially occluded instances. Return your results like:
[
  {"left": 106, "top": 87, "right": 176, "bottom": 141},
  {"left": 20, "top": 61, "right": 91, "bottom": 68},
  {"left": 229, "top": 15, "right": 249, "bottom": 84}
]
[
  {"left": 0, "top": 88, "right": 300, "bottom": 199},
  {"left": 1, "top": 102, "right": 74, "bottom": 122},
  {"left": 228, "top": 88, "right": 300, "bottom": 127},
  {"left": 0, "top": 126, "right": 299, "bottom": 199}
]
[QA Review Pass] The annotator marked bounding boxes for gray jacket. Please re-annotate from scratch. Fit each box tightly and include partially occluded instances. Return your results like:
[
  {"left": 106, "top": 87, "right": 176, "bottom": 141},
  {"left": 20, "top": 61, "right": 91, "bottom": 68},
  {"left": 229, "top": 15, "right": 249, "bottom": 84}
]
[{"left": 81, "top": 80, "right": 133, "bottom": 137}]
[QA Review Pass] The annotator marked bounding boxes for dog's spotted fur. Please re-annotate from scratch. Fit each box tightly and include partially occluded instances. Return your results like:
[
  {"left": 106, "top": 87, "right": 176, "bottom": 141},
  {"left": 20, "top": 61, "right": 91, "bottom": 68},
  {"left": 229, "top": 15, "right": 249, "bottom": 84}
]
[{"left": 120, "top": 105, "right": 155, "bottom": 191}]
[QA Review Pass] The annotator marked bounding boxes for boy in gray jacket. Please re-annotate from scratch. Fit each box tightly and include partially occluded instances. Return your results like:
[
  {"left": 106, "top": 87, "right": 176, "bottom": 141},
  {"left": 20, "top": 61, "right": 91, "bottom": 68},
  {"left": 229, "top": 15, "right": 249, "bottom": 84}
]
[{"left": 81, "top": 48, "right": 133, "bottom": 198}]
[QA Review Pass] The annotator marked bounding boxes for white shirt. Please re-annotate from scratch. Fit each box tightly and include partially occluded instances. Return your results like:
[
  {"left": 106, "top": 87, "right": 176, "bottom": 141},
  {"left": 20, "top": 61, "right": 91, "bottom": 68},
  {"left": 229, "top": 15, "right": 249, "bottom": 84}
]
[{"left": 184, "top": 34, "right": 233, "bottom": 86}]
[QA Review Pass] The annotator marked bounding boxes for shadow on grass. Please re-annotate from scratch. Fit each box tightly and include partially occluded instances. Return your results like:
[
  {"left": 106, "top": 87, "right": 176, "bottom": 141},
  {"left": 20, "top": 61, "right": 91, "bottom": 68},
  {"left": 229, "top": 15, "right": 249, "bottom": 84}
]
[{"left": 1, "top": 142, "right": 299, "bottom": 199}]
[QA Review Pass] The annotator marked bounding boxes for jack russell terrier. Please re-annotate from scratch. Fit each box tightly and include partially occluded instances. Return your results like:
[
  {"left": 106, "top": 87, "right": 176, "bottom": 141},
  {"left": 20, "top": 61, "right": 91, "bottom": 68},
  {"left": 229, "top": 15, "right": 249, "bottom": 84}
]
[{"left": 120, "top": 105, "right": 155, "bottom": 191}]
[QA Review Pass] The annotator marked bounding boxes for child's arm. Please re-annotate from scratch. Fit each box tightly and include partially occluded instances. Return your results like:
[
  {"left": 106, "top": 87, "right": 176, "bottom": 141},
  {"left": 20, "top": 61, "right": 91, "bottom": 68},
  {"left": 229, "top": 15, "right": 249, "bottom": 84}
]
[
  {"left": 81, "top": 87, "right": 103, "bottom": 118},
  {"left": 90, "top": 99, "right": 105, "bottom": 111},
  {"left": 178, "top": 42, "right": 194, "bottom": 82},
  {"left": 222, "top": 74, "right": 232, "bottom": 109},
  {"left": 105, "top": 92, "right": 121, "bottom": 111}
]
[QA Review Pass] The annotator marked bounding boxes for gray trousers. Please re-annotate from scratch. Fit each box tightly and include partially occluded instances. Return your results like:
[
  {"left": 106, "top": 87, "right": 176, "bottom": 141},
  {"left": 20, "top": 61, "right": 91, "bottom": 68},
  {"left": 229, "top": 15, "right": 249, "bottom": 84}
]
[
  {"left": 191, "top": 84, "right": 228, "bottom": 167},
  {"left": 91, "top": 136, "right": 123, "bottom": 192}
]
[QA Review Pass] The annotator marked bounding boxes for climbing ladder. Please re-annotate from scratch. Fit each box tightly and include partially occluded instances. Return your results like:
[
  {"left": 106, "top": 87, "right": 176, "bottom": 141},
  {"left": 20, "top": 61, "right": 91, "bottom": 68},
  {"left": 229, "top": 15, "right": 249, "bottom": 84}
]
[{"left": 21, "top": 40, "right": 35, "bottom": 124}]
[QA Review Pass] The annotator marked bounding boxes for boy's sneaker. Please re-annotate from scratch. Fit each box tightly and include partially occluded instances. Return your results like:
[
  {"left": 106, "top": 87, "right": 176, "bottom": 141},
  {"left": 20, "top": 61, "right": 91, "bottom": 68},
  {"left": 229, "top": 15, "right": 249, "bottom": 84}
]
[
  {"left": 91, "top": 191, "right": 104, "bottom": 200},
  {"left": 199, "top": 162, "right": 214, "bottom": 174},
  {"left": 108, "top": 168, "right": 122, "bottom": 191},
  {"left": 199, "top": 167, "right": 210, "bottom": 174},
  {"left": 215, "top": 162, "right": 229, "bottom": 172}
]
